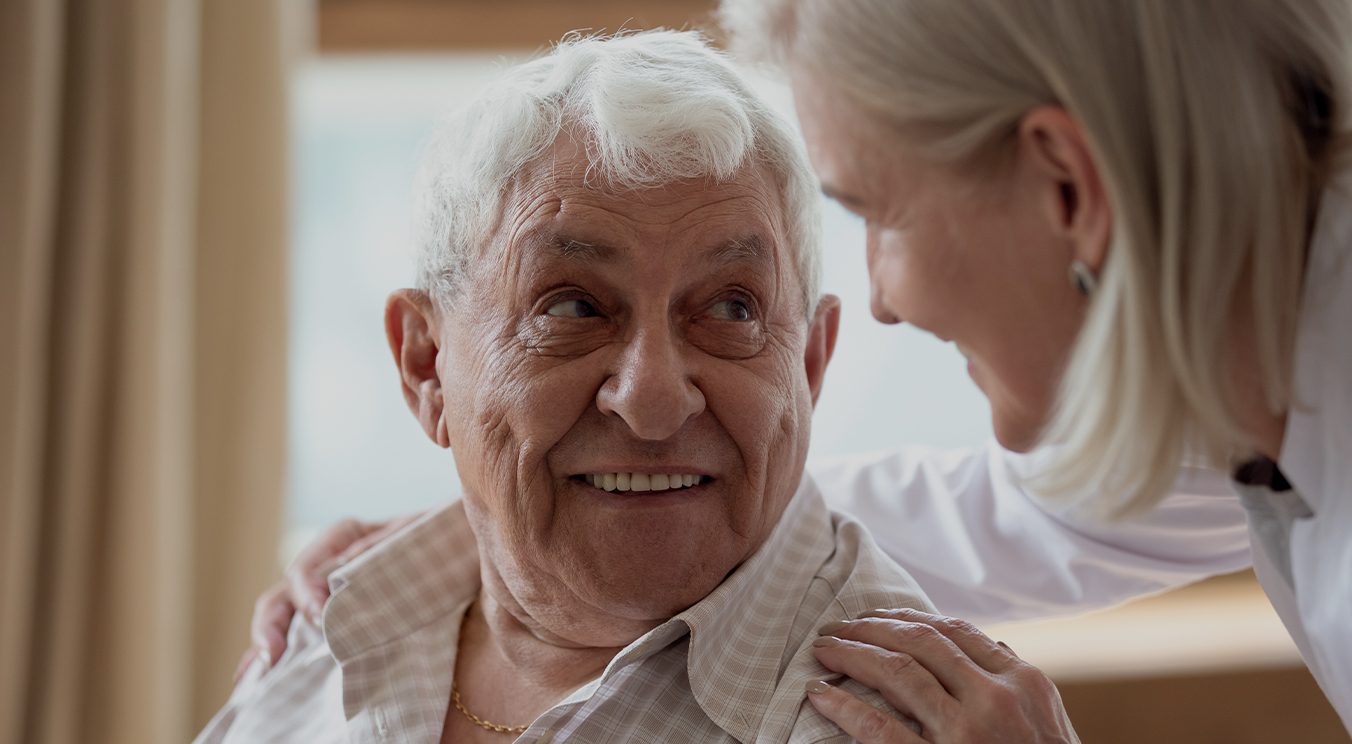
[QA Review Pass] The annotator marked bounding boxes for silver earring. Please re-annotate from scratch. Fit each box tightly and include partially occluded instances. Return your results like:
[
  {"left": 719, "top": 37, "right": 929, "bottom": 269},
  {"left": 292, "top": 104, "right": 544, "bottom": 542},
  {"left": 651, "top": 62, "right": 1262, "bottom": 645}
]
[{"left": 1069, "top": 259, "right": 1098, "bottom": 296}]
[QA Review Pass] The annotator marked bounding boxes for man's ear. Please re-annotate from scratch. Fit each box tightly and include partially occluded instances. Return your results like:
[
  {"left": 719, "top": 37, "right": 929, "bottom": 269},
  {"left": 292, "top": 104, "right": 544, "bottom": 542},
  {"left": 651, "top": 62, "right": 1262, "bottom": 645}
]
[
  {"left": 384, "top": 289, "right": 450, "bottom": 448},
  {"left": 804, "top": 293, "right": 842, "bottom": 408},
  {"left": 1018, "top": 106, "right": 1112, "bottom": 272}
]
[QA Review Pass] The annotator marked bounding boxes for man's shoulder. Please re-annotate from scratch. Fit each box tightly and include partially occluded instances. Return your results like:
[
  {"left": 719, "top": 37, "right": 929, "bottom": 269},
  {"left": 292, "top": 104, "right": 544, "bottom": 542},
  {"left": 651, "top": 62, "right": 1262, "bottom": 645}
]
[
  {"left": 322, "top": 500, "right": 478, "bottom": 659},
  {"left": 817, "top": 507, "right": 937, "bottom": 616},
  {"left": 767, "top": 478, "right": 933, "bottom": 742},
  {"left": 688, "top": 477, "right": 932, "bottom": 743},
  {"left": 798, "top": 470, "right": 936, "bottom": 619}
]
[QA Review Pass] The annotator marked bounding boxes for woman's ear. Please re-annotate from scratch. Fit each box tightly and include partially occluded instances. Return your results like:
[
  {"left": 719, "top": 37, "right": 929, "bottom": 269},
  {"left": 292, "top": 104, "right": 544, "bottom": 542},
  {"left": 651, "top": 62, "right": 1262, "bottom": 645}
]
[
  {"left": 384, "top": 289, "right": 451, "bottom": 448},
  {"left": 805, "top": 293, "right": 842, "bottom": 407},
  {"left": 1018, "top": 106, "right": 1113, "bottom": 272}
]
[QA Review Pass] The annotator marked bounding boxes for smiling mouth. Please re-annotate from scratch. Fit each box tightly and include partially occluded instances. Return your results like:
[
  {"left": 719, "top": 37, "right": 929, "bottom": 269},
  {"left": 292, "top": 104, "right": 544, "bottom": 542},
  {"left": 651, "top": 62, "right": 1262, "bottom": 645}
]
[{"left": 570, "top": 472, "right": 710, "bottom": 493}]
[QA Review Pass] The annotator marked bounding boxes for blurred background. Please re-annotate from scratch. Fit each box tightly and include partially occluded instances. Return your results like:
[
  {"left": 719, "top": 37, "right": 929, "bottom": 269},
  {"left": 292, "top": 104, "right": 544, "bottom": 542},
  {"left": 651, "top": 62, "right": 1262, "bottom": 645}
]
[{"left": 1, "top": 1, "right": 1346, "bottom": 743}]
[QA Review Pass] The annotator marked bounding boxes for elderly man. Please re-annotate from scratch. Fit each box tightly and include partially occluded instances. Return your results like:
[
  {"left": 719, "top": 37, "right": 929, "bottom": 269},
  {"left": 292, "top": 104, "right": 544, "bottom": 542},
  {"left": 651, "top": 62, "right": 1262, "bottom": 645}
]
[{"left": 196, "top": 30, "right": 931, "bottom": 743}]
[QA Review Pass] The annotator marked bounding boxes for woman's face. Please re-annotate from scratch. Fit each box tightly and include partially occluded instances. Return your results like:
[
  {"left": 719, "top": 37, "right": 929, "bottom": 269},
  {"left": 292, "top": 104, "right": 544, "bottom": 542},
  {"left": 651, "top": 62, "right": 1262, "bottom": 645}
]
[{"left": 791, "top": 69, "right": 1090, "bottom": 451}]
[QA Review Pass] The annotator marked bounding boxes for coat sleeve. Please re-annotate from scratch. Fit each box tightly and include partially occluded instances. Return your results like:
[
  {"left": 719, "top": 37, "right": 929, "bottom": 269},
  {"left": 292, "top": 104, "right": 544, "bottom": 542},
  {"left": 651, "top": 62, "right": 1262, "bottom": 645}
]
[{"left": 808, "top": 441, "right": 1253, "bottom": 625}]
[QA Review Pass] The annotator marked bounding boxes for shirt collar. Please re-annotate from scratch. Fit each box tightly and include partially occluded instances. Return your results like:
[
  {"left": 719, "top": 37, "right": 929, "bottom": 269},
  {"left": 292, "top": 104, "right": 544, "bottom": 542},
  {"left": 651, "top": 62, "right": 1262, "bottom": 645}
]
[
  {"left": 319, "top": 501, "right": 478, "bottom": 742},
  {"left": 323, "top": 500, "right": 479, "bottom": 662},
  {"left": 593, "top": 475, "right": 840, "bottom": 741},
  {"left": 1279, "top": 168, "right": 1352, "bottom": 510},
  {"left": 676, "top": 475, "right": 837, "bottom": 739},
  {"left": 319, "top": 477, "right": 846, "bottom": 743}
]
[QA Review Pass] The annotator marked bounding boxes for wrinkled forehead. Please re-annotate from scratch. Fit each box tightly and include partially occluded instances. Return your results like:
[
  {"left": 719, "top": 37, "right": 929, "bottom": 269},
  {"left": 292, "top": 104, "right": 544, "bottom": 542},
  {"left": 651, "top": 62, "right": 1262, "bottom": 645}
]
[
  {"left": 508, "top": 130, "right": 784, "bottom": 215},
  {"left": 480, "top": 133, "right": 797, "bottom": 288}
]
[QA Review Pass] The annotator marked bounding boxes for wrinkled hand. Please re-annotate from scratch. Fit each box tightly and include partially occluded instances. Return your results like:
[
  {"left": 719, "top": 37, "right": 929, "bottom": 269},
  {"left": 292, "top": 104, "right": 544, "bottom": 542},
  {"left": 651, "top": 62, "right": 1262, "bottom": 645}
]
[
  {"left": 806, "top": 608, "right": 1078, "bottom": 743},
  {"left": 233, "top": 513, "right": 424, "bottom": 682}
]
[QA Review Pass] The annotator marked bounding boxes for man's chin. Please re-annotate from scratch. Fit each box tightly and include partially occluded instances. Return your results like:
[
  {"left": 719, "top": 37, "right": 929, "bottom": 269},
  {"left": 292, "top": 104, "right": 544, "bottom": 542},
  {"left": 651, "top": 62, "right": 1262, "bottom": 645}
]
[
  {"left": 566, "top": 552, "right": 742, "bottom": 621},
  {"left": 585, "top": 583, "right": 719, "bottom": 623}
]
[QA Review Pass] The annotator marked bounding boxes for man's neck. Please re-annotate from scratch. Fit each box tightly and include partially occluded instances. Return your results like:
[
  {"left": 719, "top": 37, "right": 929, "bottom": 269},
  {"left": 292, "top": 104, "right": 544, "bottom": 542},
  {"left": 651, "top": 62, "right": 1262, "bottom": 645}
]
[
  {"left": 449, "top": 570, "right": 661, "bottom": 731},
  {"left": 464, "top": 590, "right": 624, "bottom": 692}
]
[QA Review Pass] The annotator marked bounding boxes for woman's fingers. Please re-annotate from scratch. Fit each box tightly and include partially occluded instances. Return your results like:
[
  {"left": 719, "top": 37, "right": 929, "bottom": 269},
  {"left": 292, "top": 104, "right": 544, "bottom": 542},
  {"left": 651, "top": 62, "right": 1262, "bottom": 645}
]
[
  {"left": 805, "top": 680, "right": 927, "bottom": 744},
  {"left": 812, "top": 636, "right": 956, "bottom": 733},
  {"left": 815, "top": 609, "right": 1080, "bottom": 743},
  {"left": 235, "top": 512, "right": 428, "bottom": 686},
  {"left": 285, "top": 513, "right": 424, "bottom": 622},
  {"left": 334, "top": 512, "right": 422, "bottom": 566},
  {"left": 248, "top": 581, "right": 294, "bottom": 675},
  {"left": 285, "top": 518, "right": 373, "bottom": 622},
  {"left": 821, "top": 615, "right": 989, "bottom": 698},
  {"left": 857, "top": 608, "right": 1019, "bottom": 677}
]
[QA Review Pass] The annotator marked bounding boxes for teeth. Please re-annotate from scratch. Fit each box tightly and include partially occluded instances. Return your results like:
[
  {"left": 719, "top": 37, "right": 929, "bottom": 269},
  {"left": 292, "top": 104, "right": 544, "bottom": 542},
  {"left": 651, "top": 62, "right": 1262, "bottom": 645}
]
[{"left": 580, "top": 472, "right": 706, "bottom": 493}]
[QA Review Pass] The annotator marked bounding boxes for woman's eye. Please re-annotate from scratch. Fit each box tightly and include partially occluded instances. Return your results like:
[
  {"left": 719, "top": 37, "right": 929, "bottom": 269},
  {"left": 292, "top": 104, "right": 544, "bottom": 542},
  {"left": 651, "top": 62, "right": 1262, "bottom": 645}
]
[
  {"left": 708, "top": 298, "right": 753, "bottom": 322},
  {"left": 545, "top": 298, "right": 599, "bottom": 318}
]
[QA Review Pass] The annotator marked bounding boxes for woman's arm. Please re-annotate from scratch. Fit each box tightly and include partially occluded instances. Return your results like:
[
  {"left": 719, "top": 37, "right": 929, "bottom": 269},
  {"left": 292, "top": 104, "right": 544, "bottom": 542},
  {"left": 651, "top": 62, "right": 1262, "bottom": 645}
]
[
  {"left": 241, "top": 440, "right": 1252, "bottom": 677},
  {"left": 801, "top": 443, "right": 1251, "bottom": 742},
  {"left": 236, "top": 512, "right": 425, "bottom": 679},
  {"left": 811, "top": 441, "right": 1253, "bottom": 626}
]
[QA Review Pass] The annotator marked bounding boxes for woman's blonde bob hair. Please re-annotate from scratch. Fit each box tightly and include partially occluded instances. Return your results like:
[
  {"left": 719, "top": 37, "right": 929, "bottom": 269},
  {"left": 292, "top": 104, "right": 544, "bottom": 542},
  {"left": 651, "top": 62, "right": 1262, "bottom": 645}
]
[{"left": 721, "top": 0, "right": 1352, "bottom": 513}]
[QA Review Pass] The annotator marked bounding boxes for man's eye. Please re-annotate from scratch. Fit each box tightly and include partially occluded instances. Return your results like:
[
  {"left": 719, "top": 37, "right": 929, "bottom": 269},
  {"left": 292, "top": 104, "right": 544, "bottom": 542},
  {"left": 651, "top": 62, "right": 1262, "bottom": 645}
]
[
  {"left": 545, "top": 299, "right": 599, "bottom": 318},
  {"left": 708, "top": 298, "right": 752, "bottom": 322}
]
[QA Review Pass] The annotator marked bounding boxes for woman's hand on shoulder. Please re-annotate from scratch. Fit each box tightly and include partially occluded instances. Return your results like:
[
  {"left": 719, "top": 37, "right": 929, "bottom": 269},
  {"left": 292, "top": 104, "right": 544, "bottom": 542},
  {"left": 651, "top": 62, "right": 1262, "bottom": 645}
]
[
  {"left": 806, "top": 608, "right": 1078, "bottom": 743},
  {"left": 233, "top": 512, "right": 425, "bottom": 682}
]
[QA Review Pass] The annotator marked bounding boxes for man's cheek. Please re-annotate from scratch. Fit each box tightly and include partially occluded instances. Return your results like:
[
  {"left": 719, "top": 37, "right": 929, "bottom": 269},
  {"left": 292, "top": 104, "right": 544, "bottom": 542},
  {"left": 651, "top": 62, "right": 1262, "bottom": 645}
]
[{"left": 721, "top": 388, "right": 802, "bottom": 484}]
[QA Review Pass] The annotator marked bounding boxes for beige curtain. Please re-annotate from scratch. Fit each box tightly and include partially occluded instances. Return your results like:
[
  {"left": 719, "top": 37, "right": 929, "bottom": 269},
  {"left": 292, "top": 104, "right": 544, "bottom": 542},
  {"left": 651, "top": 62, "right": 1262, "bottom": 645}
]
[{"left": 0, "top": 1, "right": 295, "bottom": 742}]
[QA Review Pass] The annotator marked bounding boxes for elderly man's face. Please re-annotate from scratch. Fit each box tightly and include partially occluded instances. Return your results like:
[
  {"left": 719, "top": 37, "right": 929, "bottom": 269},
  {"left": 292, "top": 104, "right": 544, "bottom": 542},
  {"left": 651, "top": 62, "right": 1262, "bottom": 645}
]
[{"left": 387, "top": 135, "right": 839, "bottom": 636}]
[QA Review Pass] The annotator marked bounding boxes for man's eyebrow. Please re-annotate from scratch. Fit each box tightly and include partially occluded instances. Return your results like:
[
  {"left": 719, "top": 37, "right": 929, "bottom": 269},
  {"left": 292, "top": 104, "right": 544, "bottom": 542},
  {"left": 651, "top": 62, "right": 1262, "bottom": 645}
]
[
  {"left": 534, "top": 233, "right": 766, "bottom": 265},
  {"left": 550, "top": 237, "right": 618, "bottom": 262},
  {"left": 707, "top": 235, "right": 768, "bottom": 264}
]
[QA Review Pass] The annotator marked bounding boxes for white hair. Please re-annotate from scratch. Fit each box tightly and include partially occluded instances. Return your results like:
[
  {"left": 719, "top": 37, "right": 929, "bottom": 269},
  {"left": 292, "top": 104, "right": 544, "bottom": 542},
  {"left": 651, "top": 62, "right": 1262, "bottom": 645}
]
[
  {"left": 722, "top": 0, "right": 1352, "bottom": 513},
  {"left": 413, "top": 29, "right": 822, "bottom": 317}
]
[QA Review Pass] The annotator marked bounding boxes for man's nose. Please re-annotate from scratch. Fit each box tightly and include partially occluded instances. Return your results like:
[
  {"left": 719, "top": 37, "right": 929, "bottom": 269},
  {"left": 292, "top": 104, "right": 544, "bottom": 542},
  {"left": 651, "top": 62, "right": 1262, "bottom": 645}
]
[
  {"left": 865, "top": 226, "right": 901, "bottom": 324},
  {"left": 596, "top": 328, "right": 706, "bottom": 441}
]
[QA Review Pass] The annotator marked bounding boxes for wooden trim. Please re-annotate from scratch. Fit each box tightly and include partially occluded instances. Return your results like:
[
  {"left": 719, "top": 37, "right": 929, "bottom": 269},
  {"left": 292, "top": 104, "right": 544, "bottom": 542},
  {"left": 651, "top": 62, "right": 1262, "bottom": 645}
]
[
  {"left": 1059, "top": 666, "right": 1348, "bottom": 743},
  {"left": 988, "top": 571, "right": 1303, "bottom": 682},
  {"left": 318, "top": 0, "right": 723, "bottom": 53}
]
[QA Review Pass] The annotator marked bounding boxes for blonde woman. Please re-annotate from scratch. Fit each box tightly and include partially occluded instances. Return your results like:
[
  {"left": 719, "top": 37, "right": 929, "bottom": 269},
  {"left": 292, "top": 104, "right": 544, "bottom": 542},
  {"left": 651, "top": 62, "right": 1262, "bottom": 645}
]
[
  {"left": 243, "top": 3, "right": 1351, "bottom": 740},
  {"left": 713, "top": 0, "right": 1351, "bottom": 740}
]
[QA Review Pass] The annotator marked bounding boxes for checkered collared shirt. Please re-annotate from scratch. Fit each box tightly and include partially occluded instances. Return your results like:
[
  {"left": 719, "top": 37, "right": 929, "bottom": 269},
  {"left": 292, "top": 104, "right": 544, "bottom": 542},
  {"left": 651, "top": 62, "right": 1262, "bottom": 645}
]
[{"left": 194, "top": 475, "right": 935, "bottom": 743}]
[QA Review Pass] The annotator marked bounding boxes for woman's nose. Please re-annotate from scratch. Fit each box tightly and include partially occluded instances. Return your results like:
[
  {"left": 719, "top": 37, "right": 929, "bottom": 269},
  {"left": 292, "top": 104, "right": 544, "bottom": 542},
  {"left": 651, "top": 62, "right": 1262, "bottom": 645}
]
[
  {"left": 595, "top": 329, "right": 706, "bottom": 441},
  {"left": 869, "top": 287, "right": 901, "bottom": 324},
  {"left": 865, "top": 227, "right": 901, "bottom": 324}
]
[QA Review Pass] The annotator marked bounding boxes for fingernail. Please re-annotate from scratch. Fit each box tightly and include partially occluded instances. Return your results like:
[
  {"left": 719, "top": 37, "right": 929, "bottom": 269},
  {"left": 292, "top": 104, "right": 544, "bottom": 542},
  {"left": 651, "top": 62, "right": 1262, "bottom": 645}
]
[
  {"left": 259, "top": 649, "right": 273, "bottom": 671},
  {"left": 817, "top": 620, "right": 848, "bottom": 635},
  {"left": 812, "top": 636, "right": 843, "bottom": 648},
  {"left": 859, "top": 608, "right": 893, "bottom": 619},
  {"left": 805, "top": 680, "right": 832, "bottom": 695}
]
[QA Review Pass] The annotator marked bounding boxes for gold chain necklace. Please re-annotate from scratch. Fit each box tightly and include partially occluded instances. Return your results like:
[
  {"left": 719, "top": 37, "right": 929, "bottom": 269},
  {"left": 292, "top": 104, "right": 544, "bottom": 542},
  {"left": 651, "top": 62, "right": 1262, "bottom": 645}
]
[{"left": 451, "top": 683, "right": 529, "bottom": 735}]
